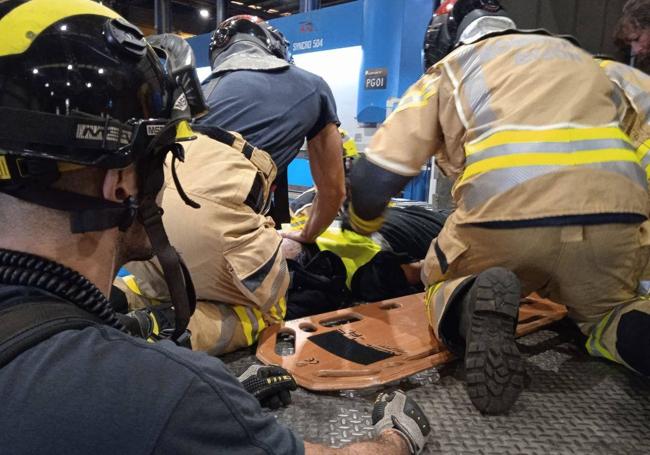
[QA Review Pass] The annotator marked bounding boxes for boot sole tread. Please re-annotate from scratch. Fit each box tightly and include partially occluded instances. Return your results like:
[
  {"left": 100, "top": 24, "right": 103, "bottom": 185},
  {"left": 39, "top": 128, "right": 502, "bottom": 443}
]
[{"left": 465, "top": 267, "right": 524, "bottom": 415}]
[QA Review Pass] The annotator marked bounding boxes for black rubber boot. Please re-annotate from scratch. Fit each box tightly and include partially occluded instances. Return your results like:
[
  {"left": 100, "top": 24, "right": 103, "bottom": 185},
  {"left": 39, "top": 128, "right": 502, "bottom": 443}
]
[{"left": 462, "top": 267, "right": 524, "bottom": 415}]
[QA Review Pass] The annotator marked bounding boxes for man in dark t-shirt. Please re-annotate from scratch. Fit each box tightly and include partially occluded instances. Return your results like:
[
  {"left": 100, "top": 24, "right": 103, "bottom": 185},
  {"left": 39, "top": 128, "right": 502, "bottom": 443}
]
[{"left": 199, "top": 15, "right": 345, "bottom": 236}]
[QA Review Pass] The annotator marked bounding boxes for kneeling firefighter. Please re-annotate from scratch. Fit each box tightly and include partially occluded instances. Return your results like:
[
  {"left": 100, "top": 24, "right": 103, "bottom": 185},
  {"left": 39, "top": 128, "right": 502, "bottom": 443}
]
[
  {"left": 113, "top": 123, "right": 290, "bottom": 355},
  {"left": 347, "top": 0, "right": 650, "bottom": 415},
  {"left": 113, "top": 18, "right": 344, "bottom": 354}
]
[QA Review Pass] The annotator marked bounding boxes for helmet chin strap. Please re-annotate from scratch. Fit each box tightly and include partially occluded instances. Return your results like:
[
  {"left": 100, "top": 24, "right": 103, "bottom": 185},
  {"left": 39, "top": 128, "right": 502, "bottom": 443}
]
[
  {"left": 137, "top": 196, "right": 196, "bottom": 342},
  {"left": 130, "top": 126, "right": 198, "bottom": 343}
]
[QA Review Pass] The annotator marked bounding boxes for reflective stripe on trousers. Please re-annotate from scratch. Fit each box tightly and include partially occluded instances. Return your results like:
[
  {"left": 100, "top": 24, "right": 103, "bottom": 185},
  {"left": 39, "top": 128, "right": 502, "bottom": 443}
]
[
  {"left": 424, "top": 282, "right": 446, "bottom": 328},
  {"left": 585, "top": 305, "right": 621, "bottom": 362},
  {"left": 232, "top": 297, "right": 287, "bottom": 347},
  {"left": 459, "top": 126, "right": 646, "bottom": 210}
]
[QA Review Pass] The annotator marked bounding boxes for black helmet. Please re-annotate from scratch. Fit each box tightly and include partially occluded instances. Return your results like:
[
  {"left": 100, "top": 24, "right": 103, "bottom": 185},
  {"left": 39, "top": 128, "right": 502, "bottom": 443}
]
[
  {"left": 0, "top": 1, "right": 206, "bottom": 199},
  {"left": 209, "top": 15, "right": 290, "bottom": 65},
  {"left": 268, "top": 25, "right": 291, "bottom": 61},
  {"left": 423, "top": 0, "right": 507, "bottom": 70},
  {"left": 0, "top": 0, "right": 208, "bottom": 342}
]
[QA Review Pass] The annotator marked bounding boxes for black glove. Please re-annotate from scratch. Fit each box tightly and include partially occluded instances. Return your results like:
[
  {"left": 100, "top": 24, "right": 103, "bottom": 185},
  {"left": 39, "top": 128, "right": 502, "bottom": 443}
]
[
  {"left": 238, "top": 364, "right": 297, "bottom": 410},
  {"left": 115, "top": 307, "right": 192, "bottom": 349},
  {"left": 340, "top": 206, "right": 354, "bottom": 233},
  {"left": 372, "top": 390, "right": 431, "bottom": 455}
]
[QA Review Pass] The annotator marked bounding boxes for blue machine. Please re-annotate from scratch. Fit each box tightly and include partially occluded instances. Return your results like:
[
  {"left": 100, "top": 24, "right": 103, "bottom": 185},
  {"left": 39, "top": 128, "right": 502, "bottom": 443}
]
[{"left": 187, "top": 0, "right": 437, "bottom": 201}]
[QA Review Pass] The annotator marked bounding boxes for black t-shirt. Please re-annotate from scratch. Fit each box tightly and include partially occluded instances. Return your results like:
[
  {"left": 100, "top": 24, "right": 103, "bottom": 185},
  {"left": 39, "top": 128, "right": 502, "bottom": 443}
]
[
  {"left": 198, "top": 65, "right": 340, "bottom": 173},
  {"left": 0, "top": 287, "right": 304, "bottom": 455}
]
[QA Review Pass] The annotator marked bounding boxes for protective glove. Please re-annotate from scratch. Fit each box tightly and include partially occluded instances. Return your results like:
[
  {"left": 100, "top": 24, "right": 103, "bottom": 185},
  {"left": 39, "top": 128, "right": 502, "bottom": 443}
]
[
  {"left": 116, "top": 307, "right": 192, "bottom": 349},
  {"left": 372, "top": 390, "right": 431, "bottom": 455},
  {"left": 238, "top": 364, "right": 297, "bottom": 410},
  {"left": 339, "top": 203, "right": 354, "bottom": 233}
]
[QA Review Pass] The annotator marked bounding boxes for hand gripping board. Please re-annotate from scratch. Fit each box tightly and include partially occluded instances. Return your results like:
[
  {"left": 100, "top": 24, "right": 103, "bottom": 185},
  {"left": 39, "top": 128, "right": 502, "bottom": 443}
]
[{"left": 256, "top": 293, "right": 567, "bottom": 391}]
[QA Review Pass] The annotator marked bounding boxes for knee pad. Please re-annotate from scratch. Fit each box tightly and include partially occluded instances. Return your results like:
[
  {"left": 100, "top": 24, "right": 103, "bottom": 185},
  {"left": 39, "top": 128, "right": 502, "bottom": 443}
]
[{"left": 616, "top": 310, "right": 650, "bottom": 376}]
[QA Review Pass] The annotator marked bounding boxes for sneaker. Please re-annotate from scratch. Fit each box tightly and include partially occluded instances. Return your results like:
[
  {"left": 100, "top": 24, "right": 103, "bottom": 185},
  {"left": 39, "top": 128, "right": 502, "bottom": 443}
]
[{"left": 464, "top": 267, "right": 524, "bottom": 415}]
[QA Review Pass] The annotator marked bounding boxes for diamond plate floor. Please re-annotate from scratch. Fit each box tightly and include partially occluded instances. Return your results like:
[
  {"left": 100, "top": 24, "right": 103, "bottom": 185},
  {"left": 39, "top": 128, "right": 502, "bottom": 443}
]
[{"left": 222, "top": 319, "right": 650, "bottom": 454}]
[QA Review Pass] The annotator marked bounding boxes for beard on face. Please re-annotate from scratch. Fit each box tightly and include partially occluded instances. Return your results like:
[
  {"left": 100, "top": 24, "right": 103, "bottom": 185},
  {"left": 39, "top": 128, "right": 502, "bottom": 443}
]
[
  {"left": 115, "top": 180, "right": 166, "bottom": 267},
  {"left": 115, "top": 218, "right": 154, "bottom": 267}
]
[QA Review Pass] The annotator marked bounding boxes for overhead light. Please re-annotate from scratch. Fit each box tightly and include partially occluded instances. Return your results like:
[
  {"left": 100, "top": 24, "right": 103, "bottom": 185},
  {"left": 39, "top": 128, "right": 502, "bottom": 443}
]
[
  {"left": 32, "top": 68, "right": 39, "bottom": 74},
  {"left": 66, "top": 82, "right": 71, "bottom": 87},
  {"left": 250, "top": 4, "right": 261, "bottom": 9},
  {"left": 231, "top": 1, "right": 243, "bottom": 5},
  {"left": 86, "top": 82, "right": 92, "bottom": 88},
  {"left": 267, "top": 8, "right": 278, "bottom": 13},
  {"left": 60, "top": 24, "right": 68, "bottom": 31},
  {"left": 199, "top": 8, "right": 209, "bottom": 18},
  {"left": 44, "top": 83, "right": 49, "bottom": 88},
  {"left": 98, "top": 68, "right": 105, "bottom": 74},
  {"left": 67, "top": 64, "right": 73, "bottom": 70}
]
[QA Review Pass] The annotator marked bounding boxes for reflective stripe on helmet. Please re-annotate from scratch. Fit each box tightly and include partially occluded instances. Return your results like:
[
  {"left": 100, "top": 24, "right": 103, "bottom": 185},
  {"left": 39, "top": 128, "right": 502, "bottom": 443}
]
[
  {"left": 175, "top": 120, "right": 196, "bottom": 142},
  {"left": 0, "top": 0, "right": 119, "bottom": 57}
]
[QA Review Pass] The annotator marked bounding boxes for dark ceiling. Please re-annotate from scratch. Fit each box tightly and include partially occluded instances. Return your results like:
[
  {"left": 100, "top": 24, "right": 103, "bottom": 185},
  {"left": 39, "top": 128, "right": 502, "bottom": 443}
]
[{"left": 102, "top": 0, "right": 353, "bottom": 36}]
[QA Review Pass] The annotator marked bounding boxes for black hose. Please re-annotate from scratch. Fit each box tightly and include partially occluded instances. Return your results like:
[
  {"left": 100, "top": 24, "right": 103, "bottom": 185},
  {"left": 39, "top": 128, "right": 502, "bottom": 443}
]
[{"left": 0, "top": 249, "right": 127, "bottom": 333}]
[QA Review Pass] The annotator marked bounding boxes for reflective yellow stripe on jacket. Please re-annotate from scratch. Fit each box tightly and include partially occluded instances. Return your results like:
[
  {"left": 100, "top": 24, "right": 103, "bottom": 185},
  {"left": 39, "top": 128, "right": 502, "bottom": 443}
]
[
  {"left": 315, "top": 228, "right": 382, "bottom": 288},
  {"left": 637, "top": 139, "right": 650, "bottom": 179},
  {"left": 460, "top": 126, "right": 646, "bottom": 207}
]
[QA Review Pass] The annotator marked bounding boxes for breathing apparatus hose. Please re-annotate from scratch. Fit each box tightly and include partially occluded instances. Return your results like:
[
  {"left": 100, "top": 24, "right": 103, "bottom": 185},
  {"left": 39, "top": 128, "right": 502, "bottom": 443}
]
[{"left": 0, "top": 249, "right": 128, "bottom": 333}]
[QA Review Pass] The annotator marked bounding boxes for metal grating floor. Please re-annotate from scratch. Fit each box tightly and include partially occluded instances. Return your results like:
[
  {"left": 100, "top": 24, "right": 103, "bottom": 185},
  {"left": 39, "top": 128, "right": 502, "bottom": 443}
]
[{"left": 222, "top": 319, "right": 650, "bottom": 454}]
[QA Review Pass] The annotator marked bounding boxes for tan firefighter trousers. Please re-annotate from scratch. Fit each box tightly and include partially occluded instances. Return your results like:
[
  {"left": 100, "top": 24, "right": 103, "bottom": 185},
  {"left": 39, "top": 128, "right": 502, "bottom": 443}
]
[
  {"left": 423, "top": 220, "right": 650, "bottom": 372},
  {"left": 115, "top": 132, "right": 289, "bottom": 355}
]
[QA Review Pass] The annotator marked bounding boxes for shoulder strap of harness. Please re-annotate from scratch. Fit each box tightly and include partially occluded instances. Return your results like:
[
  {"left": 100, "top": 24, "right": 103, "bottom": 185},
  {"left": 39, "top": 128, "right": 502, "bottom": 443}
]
[
  {"left": 0, "top": 300, "right": 102, "bottom": 369},
  {"left": 192, "top": 124, "right": 256, "bottom": 159},
  {"left": 191, "top": 124, "right": 276, "bottom": 178},
  {"left": 191, "top": 124, "right": 277, "bottom": 214}
]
